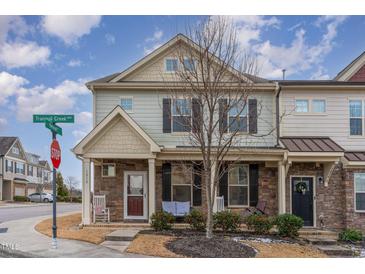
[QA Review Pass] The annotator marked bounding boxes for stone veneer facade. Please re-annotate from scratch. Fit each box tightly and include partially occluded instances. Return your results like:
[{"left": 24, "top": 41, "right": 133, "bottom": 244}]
[{"left": 93, "top": 159, "right": 365, "bottom": 232}]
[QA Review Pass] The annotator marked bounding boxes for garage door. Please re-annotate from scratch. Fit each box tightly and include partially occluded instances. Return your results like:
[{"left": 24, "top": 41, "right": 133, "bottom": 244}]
[
  {"left": 27, "top": 187, "right": 36, "bottom": 195},
  {"left": 15, "top": 187, "right": 25, "bottom": 196}
]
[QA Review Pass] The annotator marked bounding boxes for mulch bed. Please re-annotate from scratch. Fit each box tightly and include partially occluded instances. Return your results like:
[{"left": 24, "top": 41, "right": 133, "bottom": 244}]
[{"left": 166, "top": 235, "right": 256, "bottom": 258}]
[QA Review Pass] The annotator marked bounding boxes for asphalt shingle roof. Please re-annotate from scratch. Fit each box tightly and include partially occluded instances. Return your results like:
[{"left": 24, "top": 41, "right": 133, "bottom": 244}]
[{"left": 0, "top": 137, "right": 17, "bottom": 156}]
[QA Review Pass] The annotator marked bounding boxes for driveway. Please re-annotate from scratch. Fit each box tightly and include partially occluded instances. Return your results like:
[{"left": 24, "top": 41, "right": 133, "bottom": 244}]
[
  {"left": 0, "top": 214, "right": 148, "bottom": 258},
  {"left": 0, "top": 203, "right": 81, "bottom": 223}
]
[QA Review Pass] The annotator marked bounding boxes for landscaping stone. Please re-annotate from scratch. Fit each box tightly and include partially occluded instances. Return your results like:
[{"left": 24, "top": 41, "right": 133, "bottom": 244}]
[{"left": 315, "top": 245, "right": 355, "bottom": 257}]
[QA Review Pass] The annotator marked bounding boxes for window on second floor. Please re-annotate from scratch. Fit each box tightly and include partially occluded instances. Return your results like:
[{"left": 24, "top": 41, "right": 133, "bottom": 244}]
[
  {"left": 172, "top": 98, "right": 191, "bottom": 132},
  {"left": 37, "top": 168, "right": 43, "bottom": 178},
  {"left": 28, "top": 165, "right": 33, "bottom": 176},
  {"left": 295, "top": 99, "right": 309, "bottom": 112},
  {"left": 6, "top": 160, "right": 13, "bottom": 172},
  {"left": 12, "top": 146, "right": 19, "bottom": 154},
  {"left": 350, "top": 100, "right": 363, "bottom": 136},
  {"left": 228, "top": 100, "right": 248, "bottom": 132},
  {"left": 15, "top": 162, "right": 25, "bottom": 175},
  {"left": 121, "top": 97, "right": 133, "bottom": 112},
  {"left": 165, "top": 58, "right": 178, "bottom": 72},
  {"left": 312, "top": 99, "right": 326, "bottom": 113},
  {"left": 183, "top": 58, "right": 195, "bottom": 71}
]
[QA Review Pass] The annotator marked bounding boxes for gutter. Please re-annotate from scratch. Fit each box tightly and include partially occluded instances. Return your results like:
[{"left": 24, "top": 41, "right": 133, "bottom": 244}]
[{"left": 275, "top": 82, "right": 282, "bottom": 147}]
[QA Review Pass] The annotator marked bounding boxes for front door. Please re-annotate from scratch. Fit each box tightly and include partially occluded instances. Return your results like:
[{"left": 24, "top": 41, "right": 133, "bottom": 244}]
[
  {"left": 291, "top": 176, "right": 314, "bottom": 226},
  {"left": 124, "top": 171, "right": 148, "bottom": 220}
]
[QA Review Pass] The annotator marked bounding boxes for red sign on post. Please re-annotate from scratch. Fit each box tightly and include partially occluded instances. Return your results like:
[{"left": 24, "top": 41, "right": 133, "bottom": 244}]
[{"left": 51, "top": 140, "right": 61, "bottom": 169}]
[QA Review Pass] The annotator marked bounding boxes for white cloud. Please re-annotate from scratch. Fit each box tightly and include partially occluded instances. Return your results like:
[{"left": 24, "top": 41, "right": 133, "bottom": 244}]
[
  {"left": 67, "top": 59, "right": 82, "bottom": 67},
  {"left": 105, "top": 33, "right": 116, "bottom": 45},
  {"left": 143, "top": 28, "right": 164, "bottom": 55},
  {"left": 229, "top": 15, "right": 347, "bottom": 79},
  {"left": 0, "top": 71, "right": 28, "bottom": 105},
  {"left": 72, "top": 111, "right": 92, "bottom": 142},
  {"left": 0, "top": 72, "right": 89, "bottom": 122},
  {"left": 0, "top": 42, "right": 50, "bottom": 69},
  {"left": 41, "top": 16, "right": 102, "bottom": 45},
  {"left": 0, "top": 16, "right": 50, "bottom": 69}
]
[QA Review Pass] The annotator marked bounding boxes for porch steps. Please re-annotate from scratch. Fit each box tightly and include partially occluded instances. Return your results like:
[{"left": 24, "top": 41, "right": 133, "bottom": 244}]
[
  {"left": 104, "top": 229, "right": 140, "bottom": 242},
  {"left": 100, "top": 241, "right": 131, "bottom": 253},
  {"left": 302, "top": 236, "right": 355, "bottom": 257}
]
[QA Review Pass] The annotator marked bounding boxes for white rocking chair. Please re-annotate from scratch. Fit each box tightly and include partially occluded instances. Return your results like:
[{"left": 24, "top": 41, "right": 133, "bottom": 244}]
[{"left": 93, "top": 194, "right": 110, "bottom": 223}]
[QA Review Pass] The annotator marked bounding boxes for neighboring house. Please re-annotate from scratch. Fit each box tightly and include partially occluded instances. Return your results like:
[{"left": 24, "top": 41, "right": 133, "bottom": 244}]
[
  {"left": 0, "top": 137, "right": 52, "bottom": 200},
  {"left": 73, "top": 34, "right": 365, "bottom": 232},
  {"left": 0, "top": 137, "right": 28, "bottom": 200}
]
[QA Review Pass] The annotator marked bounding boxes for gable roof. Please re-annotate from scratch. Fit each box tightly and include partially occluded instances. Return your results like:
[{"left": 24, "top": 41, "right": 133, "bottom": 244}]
[
  {"left": 86, "top": 33, "right": 271, "bottom": 87},
  {"left": 39, "top": 160, "right": 51, "bottom": 170},
  {"left": 73, "top": 105, "right": 161, "bottom": 155},
  {"left": 334, "top": 51, "right": 365, "bottom": 81},
  {"left": 0, "top": 137, "right": 18, "bottom": 156}
]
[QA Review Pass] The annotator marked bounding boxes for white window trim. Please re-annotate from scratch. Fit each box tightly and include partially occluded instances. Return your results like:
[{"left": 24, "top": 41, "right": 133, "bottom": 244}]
[
  {"left": 349, "top": 99, "right": 365, "bottom": 137},
  {"left": 294, "top": 98, "right": 327, "bottom": 115},
  {"left": 227, "top": 99, "right": 249, "bottom": 133},
  {"left": 182, "top": 57, "right": 196, "bottom": 72},
  {"left": 102, "top": 163, "right": 116, "bottom": 178},
  {"left": 15, "top": 162, "right": 25, "bottom": 175},
  {"left": 6, "top": 160, "right": 13, "bottom": 173},
  {"left": 354, "top": 173, "right": 365, "bottom": 213},
  {"left": 228, "top": 164, "right": 250, "bottom": 208},
  {"left": 120, "top": 96, "right": 134, "bottom": 113},
  {"left": 164, "top": 57, "right": 179, "bottom": 73},
  {"left": 171, "top": 164, "right": 193, "bottom": 203},
  {"left": 171, "top": 98, "right": 192, "bottom": 133}
]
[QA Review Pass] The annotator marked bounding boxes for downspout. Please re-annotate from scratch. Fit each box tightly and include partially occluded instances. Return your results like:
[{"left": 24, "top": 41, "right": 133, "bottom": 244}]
[{"left": 275, "top": 82, "right": 282, "bottom": 147}]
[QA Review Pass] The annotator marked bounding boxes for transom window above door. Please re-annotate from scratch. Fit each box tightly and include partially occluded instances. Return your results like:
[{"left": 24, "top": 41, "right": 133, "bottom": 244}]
[{"left": 228, "top": 164, "right": 249, "bottom": 207}]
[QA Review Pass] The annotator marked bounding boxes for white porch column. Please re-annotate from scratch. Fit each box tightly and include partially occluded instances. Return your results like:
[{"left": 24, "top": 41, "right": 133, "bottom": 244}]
[
  {"left": 148, "top": 158, "right": 156, "bottom": 220},
  {"left": 82, "top": 158, "right": 91, "bottom": 225},
  {"left": 278, "top": 161, "right": 286, "bottom": 214},
  {"left": 0, "top": 177, "right": 3, "bottom": 201}
]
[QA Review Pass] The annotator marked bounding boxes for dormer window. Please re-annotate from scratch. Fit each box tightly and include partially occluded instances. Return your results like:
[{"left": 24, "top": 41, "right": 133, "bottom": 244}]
[
  {"left": 183, "top": 58, "right": 195, "bottom": 71},
  {"left": 12, "top": 146, "right": 19, "bottom": 154},
  {"left": 165, "top": 58, "right": 178, "bottom": 72}
]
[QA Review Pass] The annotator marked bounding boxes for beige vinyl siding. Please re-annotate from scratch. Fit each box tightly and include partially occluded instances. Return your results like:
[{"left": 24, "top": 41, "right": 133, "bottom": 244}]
[
  {"left": 95, "top": 90, "right": 276, "bottom": 148},
  {"left": 281, "top": 89, "right": 365, "bottom": 151}
]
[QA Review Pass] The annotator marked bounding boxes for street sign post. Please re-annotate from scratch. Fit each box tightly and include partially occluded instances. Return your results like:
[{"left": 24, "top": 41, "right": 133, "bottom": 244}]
[
  {"left": 33, "top": 114, "right": 74, "bottom": 249},
  {"left": 46, "top": 123, "right": 62, "bottom": 136}
]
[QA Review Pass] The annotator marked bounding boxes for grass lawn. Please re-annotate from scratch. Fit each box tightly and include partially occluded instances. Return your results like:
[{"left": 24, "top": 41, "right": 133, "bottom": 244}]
[{"left": 35, "top": 213, "right": 116, "bottom": 244}]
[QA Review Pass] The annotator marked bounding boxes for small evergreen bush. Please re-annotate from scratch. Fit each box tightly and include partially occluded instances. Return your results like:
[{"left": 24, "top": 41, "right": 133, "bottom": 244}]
[
  {"left": 213, "top": 210, "right": 241, "bottom": 233},
  {"left": 184, "top": 209, "right": 206, "bottom": 231},
  {"left": 150, "top": 211, "right": 175, "bottom": 231},
  {"left": 339, "top": 229, "right": 363, "bottom": 242},
  {"left": 245, "top": 214, "right": 274, "bottom": 234},
  {"left": 275, "top": 214, "right": 304, "bottom": 238}
]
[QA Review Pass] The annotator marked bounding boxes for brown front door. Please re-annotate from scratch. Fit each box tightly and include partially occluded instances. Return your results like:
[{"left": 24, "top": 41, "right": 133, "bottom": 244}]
[{"left": 126, "top": 173, "right": 146, "bottom": 217}]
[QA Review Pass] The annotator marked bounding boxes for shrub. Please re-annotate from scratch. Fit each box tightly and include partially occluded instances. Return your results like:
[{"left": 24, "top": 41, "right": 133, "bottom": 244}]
[
  {"left": 57, "top": 196, "right": 65, "bottom": 202},
  {"left": 150, "top": 211, "right": 175, "bottom": 231},
  {"left": 245, "top": 214, "right": 274, "bottom": 234},
  {"left": 213, "top": 210, "right": 241, "bottom": 233},
  {"left": 184, "top": 209, "right": 206, "bottom": 231},
  {"left": 14, "top": 196, "right": 28, "bottom": 202},
  {"left": 339, "top": 229, "right": 363, "bottom": 242},
  {"left": 275, "top": 214, "right": 304, "bottom": 238}
]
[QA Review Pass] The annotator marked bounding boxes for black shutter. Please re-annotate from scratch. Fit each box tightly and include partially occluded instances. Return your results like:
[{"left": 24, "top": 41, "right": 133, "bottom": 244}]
[
  {"left": 192, "top": 98, "right": 201, "bottom": 133},
  {"left": 193, "top": 162, "right": 202, "bottom": 206},
  {"left": 219, "top": 98, "right": 228, "bottom": 133},
  {"left": 219, "top": 165, "right": 228, "bottom": 206},
  {"left": 249, "top": 164, "right": 259, "bottom": 206},
  {"left": 162, "top": 98, "right": 171, "bottom": 133},
  {"left": 162, "top": 163, "right": 172, "bottom": 201},
  {"left": 248, "top": 99, "right": 258, "bottom": 134}
]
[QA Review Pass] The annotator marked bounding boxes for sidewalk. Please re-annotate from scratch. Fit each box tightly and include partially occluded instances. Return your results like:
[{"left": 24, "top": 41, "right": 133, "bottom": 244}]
[
  {"left": 0, "top": 202, "right": 52, "bottom": 209},
  {"left": 0, "top": 214, "right": 149, "bottom": 258}
]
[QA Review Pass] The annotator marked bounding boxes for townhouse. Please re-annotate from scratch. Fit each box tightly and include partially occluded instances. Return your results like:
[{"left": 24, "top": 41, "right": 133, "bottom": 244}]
[
  {"left": 0, "top": 137, "right": 52, "bottom": 201},
  {"left": 73, "top": 34, "right": 365, "bottom": 232}
]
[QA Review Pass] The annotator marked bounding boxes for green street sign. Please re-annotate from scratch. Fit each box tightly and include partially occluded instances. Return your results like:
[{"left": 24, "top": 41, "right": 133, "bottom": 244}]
[
  {"left": 33, "top": 114, "right": 74, "bottom": 123},
  {"left": 45, "top": 122, "right": 62, "bottom": 136}
]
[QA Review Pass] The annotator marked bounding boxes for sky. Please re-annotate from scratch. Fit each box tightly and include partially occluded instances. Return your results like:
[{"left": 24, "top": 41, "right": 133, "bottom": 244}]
[{"left": 0, "top": 15, "right": 365, "bottom": 184}]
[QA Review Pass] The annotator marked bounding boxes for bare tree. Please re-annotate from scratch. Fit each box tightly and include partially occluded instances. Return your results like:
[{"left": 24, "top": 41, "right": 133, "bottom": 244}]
[
  {"left": 66, "top": 176, "right": 80, "bottom": 202},
  {"left": 163, "top": 17, "right": 281, "bottom": 238}
]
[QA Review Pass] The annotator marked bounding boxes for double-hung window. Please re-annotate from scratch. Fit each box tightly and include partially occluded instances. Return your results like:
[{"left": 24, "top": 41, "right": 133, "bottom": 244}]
[
  {"left": 28, "top": 165, "right": 33, "bottom": 176},
  {"left": 6, "top": 160, "right": 13, "bottom": 172},
  {"left": 165, "top": 58, "right": 178, "bottom": 72},
  {"left": 228, "top": 165, "right": 249, "bottom": 206},
  {"left": 171, "top": 164, "right": 192, "bottom": 202},
  {"left": 349, "top": 100, "right": 363, "bottom": 136},
  {"left": 172, "top": 99, "right": 191, "bottom": 132},
  {"left": 102, "top": 164, "right": 116, "bottom": 177},
  {"left": 16, "top": 162, "right": 25, "bottom": 174},
  {"left": 354, "top": 173, "right": 365, "bottom": 212},
  {"left": 121, "top": 97, "right": 133, "bottom": 112},
  {"left": 183, "top": 58, "right": 195, "bottom": 71},
  {"left": 228, "top": 100, "right": 248, "bottom": 132}
]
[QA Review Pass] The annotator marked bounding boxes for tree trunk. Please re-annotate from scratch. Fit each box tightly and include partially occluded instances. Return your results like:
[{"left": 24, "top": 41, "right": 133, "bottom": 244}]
[{"left": 205, "top": 173, "right": 214, "bottom": 238}]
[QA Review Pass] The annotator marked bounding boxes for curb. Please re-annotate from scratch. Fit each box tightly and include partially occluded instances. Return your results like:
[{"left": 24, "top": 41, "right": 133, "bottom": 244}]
[{"left": 0, "top": 247, "right": 43, "bottom": 258}]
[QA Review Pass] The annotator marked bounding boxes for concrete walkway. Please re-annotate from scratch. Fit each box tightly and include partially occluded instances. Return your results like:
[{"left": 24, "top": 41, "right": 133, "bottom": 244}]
[{"left": 0, "top": 214, "right": 148, "bottom": 258}]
